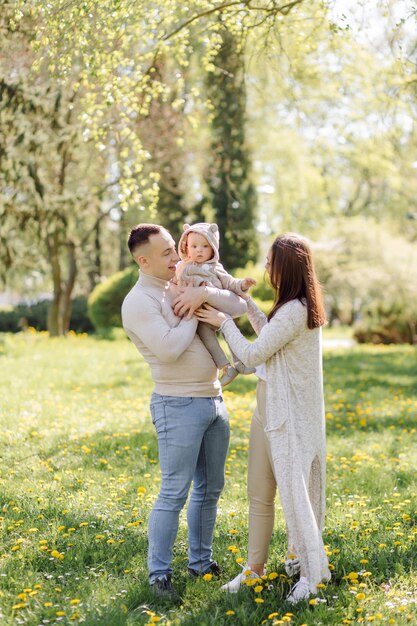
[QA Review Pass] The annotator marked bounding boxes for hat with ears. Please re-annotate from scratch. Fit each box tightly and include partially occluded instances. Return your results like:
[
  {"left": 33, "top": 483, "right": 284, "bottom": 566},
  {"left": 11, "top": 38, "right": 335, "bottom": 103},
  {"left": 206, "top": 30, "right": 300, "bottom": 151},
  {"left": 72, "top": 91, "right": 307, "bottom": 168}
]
[{"left": 178, "top": 222, "right": 220, "bottom": 263}]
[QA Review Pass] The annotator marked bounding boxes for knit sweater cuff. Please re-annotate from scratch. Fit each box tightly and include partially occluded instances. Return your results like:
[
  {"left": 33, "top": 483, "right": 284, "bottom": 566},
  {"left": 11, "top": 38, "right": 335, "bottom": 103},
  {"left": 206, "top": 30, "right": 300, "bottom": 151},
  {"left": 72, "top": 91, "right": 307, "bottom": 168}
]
[{"left": 219, "top": 317, "right": 233, "bottom": 332}]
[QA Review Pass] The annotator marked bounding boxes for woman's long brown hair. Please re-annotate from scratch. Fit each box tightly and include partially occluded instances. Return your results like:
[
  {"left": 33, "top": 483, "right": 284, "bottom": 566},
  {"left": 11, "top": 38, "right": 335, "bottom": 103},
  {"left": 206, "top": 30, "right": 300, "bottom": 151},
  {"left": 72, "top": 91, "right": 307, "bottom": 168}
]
[{"left": 267, "top": 233, "right": 327, "bottom": 329}]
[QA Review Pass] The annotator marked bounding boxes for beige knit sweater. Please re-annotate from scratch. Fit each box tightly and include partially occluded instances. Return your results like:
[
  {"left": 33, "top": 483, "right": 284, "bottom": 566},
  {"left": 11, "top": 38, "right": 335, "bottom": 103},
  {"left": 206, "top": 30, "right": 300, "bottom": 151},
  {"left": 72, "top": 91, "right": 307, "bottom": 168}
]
[
  {"left": 121, "top": 271, "right": 247, "bottom": 397},
  {"left": 221, "top": 297, "right": 330, "bottom": 591}
]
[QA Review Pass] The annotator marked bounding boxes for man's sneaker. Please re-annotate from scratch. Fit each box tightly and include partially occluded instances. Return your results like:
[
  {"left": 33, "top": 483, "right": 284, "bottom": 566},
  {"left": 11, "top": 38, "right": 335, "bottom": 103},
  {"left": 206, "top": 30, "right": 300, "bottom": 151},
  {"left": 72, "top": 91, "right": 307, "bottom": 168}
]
[
  {"left": 286, "top": 576, "right": 311, "bottom": 604},
  {"left": 220, "top": 365, "right": 239, "bottom": 387},
  {"left": 221, "top": 565, "right": 262, "bottom": 593},
  {"left": 150, "top": 574, "right": 180, "bottom": 602},
  {"left": 234, "top": 360, "right": 256, "bottom": 375},
  {"left": 188, "top": 560, "right": 223, "bottom": 578},
  {"left": 285, "top": 556, "right": 301, "bottom": 577}
]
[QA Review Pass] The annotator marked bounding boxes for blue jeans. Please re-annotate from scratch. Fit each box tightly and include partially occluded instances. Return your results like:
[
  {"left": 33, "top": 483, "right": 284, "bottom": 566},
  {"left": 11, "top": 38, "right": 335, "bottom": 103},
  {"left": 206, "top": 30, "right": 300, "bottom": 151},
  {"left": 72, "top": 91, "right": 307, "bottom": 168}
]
[{"left": 148, "top": 393, "right": 230, "bottom": 583}]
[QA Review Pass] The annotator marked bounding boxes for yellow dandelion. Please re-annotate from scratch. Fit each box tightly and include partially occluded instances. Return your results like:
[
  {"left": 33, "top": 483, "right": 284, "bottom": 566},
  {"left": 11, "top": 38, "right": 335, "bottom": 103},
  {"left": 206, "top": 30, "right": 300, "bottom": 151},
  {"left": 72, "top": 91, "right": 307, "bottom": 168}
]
[
  {"left": 44, "top": 602, "right": 53, "bottom": 607},
  {"left": 255, "top": 597, "right": 264, "bottom": 603},
  {"left": 226, "top": 610, "right": 235, "bottom": 615},
  {"left": 12, "top": 603, "right": 26, "bottom": 610},
  {"left": 50, "top": 550, "right": 64, "bottom": 560},
  {"left": 202, "top": 573, "right": 213, "bottom": 581},
  {"left": 309, "top": 598, "right": 318, "bottom": 605},
  {"left": 268, "top": 613, "right": 279, "bottom": 619},
  {"left": 268, "top": 571, "right": 279, "bottom": 580},
  {"left": 356, "top": 592, "right": 366, "bottom": 601},
  {"left": 137, "top": 487, "right": 147, "bottom": 494},
  {"left": 56, "top": 612, "right": 65, "bottom": 617},
  {"left": 70, "top": 599, "right": 81, "bottom": 605}
]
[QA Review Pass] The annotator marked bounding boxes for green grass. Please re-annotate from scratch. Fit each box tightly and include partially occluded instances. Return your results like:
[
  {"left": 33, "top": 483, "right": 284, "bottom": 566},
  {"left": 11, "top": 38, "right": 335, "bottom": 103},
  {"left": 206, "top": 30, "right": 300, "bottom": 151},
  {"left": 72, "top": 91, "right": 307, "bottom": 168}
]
[{"left": 0, "top": 331, "right": 416, "bottom": 625}]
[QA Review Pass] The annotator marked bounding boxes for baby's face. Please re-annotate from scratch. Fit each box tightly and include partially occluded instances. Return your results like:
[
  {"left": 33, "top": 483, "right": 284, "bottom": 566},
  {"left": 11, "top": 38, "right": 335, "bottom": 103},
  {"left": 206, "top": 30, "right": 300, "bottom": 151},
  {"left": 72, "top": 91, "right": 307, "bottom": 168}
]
[{"left": 186, "top": 232, "right": 214, "bottom": 263}]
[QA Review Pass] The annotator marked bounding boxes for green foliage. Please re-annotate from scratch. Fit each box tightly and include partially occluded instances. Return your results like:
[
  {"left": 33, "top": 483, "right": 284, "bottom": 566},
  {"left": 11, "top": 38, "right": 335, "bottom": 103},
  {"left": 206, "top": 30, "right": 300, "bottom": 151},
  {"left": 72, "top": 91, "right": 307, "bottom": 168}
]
[
  {"left": 314, "top": 217, "right": 417, "bottom": 329},
  {"left": 0, "top": 297, "right": 93, "bottom": 333},
  {"left": 87, "top": 266, "right": 137, "bottom": 331},
  {"left": 205, "top": 27, "right": 258, "bottom": 271},
  {"left": 234, "top": 264, "right": 274, "bottom": 301},
  {"left": 354, "top": 300, "right": 417, "bottom": 345},
  {"left": 235, "top": 297, "right": 273, "bottom": 337}
]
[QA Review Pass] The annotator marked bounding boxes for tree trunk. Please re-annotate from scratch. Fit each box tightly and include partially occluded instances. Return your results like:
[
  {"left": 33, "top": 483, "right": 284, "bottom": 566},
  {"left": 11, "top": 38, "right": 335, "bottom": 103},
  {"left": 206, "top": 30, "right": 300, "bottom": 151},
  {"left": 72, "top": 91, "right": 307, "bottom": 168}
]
[
  {"left": 60, "top": 241, "right": 77, "bottom": 334},
  {"left": 46, "top": 233, "right": 63, "bottom": 336}
]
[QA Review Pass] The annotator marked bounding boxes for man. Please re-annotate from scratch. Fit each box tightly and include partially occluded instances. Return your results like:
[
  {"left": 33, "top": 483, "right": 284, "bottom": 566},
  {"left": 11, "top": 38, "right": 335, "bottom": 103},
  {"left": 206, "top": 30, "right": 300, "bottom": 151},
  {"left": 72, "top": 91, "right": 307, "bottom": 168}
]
[{"left": 121, "top": 224, "right": 247, "bottom": 600}]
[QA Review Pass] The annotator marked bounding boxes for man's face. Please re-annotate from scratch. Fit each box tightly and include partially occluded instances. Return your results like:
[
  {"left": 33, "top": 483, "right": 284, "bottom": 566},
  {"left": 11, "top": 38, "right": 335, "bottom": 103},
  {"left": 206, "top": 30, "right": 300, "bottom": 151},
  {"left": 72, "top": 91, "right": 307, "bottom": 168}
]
[{"left": 139, "top": 230, "right": 179, "bottom": 280}]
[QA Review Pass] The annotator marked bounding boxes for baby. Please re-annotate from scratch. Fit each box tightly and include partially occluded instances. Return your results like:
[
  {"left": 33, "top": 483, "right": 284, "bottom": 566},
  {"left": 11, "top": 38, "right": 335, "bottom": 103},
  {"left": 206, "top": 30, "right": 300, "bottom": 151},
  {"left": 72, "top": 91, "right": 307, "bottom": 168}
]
[{"left": 176, "top": 222, "right": 256, "bottom": 386}]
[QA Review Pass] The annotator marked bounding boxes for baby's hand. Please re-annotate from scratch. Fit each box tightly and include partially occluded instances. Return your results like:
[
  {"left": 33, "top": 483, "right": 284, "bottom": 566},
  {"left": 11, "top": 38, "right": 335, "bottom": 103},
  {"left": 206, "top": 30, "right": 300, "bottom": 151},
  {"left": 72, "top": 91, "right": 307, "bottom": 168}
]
[{"left": 241, "top": 278, "right": 257, "bottom": 292}]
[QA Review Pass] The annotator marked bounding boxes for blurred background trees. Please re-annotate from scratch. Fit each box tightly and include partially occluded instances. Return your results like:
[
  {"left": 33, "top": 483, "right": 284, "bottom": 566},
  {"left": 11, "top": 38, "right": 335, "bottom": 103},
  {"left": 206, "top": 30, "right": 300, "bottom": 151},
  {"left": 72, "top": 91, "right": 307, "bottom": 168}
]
[{"left": 1, "top": 0, "right": 416, "bottom": 341}]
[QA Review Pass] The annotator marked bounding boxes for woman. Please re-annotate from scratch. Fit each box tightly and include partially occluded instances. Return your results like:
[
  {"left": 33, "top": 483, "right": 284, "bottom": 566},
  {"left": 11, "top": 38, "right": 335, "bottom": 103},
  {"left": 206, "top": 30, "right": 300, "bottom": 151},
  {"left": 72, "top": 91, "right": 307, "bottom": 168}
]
[{"left": 196, "top": 233, "right": 331, "bottom": 603}]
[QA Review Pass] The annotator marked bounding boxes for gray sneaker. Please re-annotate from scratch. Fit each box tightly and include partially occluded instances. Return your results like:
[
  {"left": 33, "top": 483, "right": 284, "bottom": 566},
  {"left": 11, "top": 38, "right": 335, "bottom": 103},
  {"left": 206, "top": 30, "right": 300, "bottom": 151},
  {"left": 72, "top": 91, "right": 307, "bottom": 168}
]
[
  {"left": 220, "top": 365, "right": 239, "bottom": 387},
  {"left": 150, "top": 574, "right": 180, "bottom": 602},
  {"left": 234, "top": 360, "right": 256, "bottom": 375}
]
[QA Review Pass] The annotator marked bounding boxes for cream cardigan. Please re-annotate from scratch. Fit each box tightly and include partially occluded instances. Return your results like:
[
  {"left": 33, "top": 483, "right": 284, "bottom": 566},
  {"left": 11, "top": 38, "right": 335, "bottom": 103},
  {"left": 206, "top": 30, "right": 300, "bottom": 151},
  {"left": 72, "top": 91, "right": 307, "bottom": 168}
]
[{"left": 221, "top": 297, "right": 330, "bottom": 591}]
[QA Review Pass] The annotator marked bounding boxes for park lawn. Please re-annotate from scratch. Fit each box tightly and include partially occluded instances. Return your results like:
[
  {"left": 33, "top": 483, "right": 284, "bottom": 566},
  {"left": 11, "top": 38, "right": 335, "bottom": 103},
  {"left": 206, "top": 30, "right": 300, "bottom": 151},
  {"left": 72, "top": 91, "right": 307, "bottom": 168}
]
[{"left": 0, "top": 331, "right": 416, "bottom": 626}]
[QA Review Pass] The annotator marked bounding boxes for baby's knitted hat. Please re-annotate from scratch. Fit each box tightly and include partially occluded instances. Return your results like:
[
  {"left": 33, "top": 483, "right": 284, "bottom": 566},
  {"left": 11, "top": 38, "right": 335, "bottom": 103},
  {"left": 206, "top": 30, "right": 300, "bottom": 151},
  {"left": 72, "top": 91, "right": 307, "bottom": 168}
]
[{"left": 178, "top": 223, "right": 220, "bottom": 263}]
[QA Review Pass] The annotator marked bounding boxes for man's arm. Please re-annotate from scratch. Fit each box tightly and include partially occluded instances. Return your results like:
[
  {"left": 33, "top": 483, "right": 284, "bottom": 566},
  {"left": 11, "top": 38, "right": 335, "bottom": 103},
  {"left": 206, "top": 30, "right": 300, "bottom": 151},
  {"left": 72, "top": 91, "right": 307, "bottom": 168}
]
[
  {"left": 172, "top": 285, "right": 247, "bottom": 319},
  {"left": 122, "top": 294, "right": 198, "bottom": 362}
]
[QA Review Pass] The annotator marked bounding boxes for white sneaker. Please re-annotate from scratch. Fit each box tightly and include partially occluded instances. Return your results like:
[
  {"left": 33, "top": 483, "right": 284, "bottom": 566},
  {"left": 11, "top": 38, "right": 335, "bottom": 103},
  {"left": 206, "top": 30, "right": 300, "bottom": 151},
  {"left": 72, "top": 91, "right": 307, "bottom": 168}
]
[
  {"left": 286, "top": 576, "right": 311, "bottom": 604},
  {"left": 220, "top": 566, "right": 261, "bottom": 593},
  {"left": 285, "top": 556, "right": 301, "bottom": 577}
]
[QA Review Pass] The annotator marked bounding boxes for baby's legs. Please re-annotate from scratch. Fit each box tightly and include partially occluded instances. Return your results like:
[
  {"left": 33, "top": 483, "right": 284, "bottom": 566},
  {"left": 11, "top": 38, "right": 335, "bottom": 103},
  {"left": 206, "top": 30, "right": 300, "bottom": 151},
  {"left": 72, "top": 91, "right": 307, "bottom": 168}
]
[{"left": 197, "top": 322, "right": 229, "bottom": 369}]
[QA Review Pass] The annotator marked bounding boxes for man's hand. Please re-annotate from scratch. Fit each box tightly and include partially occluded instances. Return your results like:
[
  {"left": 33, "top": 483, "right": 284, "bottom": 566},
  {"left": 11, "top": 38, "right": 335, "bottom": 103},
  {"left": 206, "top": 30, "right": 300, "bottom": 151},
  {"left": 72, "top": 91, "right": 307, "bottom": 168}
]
[
  {"left": 195, "top": 304, "right": 229, "bottom": 328},
  {"left": 173, "top": 285, "right": 207, "bottom": 320}
]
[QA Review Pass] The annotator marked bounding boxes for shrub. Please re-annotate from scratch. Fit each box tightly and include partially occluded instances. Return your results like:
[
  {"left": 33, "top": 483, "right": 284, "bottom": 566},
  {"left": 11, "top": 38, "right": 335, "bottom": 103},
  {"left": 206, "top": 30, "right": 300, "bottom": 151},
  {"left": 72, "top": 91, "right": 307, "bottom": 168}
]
[
  {"left": 87, "top": 266, "right": 137, "bottom": 331},
  {"left": 354, "top": 300, "right": 417, "bottom": 345},
  {"left": 0, "top": 297, "right": 94, "bottom": 334},
  {"left": 70, "top": 297, "right": 95, "bottom": 333},
  {"left": 233, "top": 263, "right": 274, "bottom": 301}
]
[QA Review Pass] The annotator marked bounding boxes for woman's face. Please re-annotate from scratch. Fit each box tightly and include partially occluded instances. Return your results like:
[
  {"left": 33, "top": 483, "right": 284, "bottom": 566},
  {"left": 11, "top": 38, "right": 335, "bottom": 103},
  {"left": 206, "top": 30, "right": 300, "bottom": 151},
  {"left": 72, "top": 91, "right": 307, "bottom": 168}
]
[{"left": 265, "top": 249, "right": 272, "bottom": 277}]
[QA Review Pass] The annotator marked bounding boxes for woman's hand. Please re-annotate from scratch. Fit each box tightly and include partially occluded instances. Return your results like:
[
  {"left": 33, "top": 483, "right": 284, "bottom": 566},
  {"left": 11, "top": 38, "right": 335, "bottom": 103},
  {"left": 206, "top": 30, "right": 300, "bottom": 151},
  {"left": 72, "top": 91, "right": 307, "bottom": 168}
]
[
  {"left": 173, "top": 285, "right": 206, "bottom": 319},
  {"left": 195, "top": 304, "right": 229, "bottom": 328}
]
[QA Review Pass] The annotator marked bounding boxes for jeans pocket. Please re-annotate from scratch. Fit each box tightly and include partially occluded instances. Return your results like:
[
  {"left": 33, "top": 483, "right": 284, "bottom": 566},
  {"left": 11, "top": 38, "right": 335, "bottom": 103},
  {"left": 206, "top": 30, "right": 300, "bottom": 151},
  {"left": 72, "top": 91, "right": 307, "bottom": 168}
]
[
  {"left": 150, "top": 401, "right": 166, "bottom": 433},
  {"left": 163, "top": 396, "right": 193, "bottom": 408}
]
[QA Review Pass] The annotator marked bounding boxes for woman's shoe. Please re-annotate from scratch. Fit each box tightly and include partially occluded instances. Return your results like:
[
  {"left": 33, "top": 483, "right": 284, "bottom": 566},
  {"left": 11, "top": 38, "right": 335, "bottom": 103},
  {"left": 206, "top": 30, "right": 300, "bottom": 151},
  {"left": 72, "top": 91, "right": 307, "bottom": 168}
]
[
  {"left": 221, "top": 566, "right": 262, "bottom": 593},
  {"left": 286, "top": 576, "right": 310, "bottom": 604}
]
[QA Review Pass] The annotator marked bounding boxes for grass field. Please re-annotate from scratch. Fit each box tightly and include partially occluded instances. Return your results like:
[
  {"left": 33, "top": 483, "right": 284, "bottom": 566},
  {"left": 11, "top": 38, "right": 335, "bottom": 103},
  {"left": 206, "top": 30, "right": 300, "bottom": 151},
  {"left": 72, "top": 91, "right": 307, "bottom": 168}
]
[{"left": 0, "top": 331, "right": 416, "bottom": 626}]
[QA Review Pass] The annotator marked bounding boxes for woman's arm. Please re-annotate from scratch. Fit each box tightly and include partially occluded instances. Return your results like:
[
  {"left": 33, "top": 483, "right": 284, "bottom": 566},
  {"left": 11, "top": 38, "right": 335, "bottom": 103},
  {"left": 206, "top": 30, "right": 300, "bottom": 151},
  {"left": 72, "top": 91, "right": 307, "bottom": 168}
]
[
  {"left": 196, "top": 301, "right": 305, "bottom": 367},
  {"left": 246, "top": 297, "right": 268, "bottom": 336}
]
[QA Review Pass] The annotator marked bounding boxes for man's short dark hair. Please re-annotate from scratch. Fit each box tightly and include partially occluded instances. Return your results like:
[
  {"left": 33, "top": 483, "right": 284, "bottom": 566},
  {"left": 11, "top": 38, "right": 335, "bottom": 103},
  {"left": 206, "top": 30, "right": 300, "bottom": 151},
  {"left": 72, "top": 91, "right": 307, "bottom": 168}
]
[{"left": 127, "top": 224, "right": 163, "bottom": 256}]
